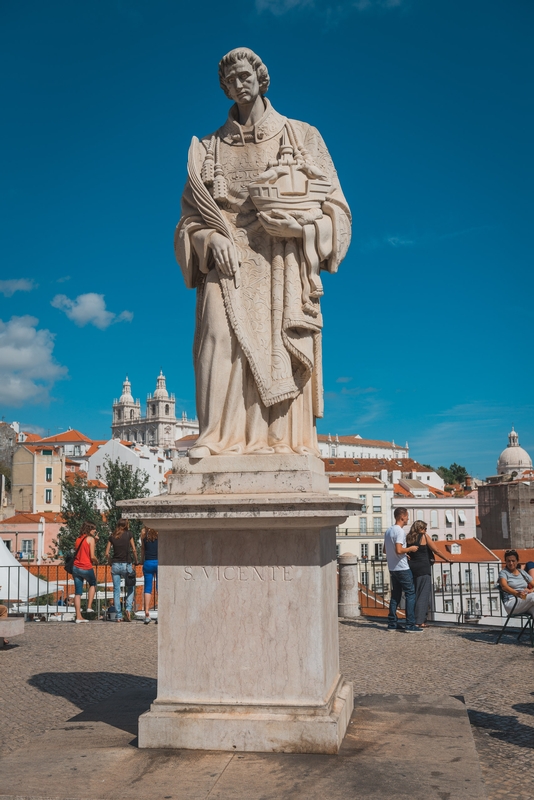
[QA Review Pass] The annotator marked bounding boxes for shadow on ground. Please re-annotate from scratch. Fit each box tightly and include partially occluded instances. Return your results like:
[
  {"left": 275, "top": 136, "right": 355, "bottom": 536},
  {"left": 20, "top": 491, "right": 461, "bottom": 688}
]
[
  {"left": 468, "top": 708, "right": 534, "bottom": 749},
  {"left": 28, "top": 672, "right": 157, "bottom": 735}
]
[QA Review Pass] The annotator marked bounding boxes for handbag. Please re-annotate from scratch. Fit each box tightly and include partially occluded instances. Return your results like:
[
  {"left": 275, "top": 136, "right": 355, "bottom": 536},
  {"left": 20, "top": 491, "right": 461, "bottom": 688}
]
[
  {"left": 124, "top": 567, "right": 137, "bottom": 587},
  {"left": 64, "top": 537, "right": 85, "bottom": 575}
]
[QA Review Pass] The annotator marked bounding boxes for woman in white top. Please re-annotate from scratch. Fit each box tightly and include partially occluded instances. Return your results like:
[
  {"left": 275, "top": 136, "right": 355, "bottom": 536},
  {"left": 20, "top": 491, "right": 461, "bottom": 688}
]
[{"left": 498, "top": 549, "right": 534, "bottom": 617}]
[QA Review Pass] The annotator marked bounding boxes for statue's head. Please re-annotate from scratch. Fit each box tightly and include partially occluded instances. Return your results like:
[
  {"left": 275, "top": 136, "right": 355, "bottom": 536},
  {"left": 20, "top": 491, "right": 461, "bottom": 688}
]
[{"left": 218, "top": 48, "right": 270, "bottom": 105}]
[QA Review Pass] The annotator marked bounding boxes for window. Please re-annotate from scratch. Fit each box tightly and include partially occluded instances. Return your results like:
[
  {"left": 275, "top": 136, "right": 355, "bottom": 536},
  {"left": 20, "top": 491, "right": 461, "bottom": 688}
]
[
  {"left": 490, "top": 597, "right": 498, "bottom": 612},
  {"left": 360, "top": 543, "right": 368, "bottom": 559},
  {"left": 373, "top": 517, "right": 382, "bottom": 533},
  {"left": 45, "top": 467, "right": 52, "bottom": 482},
  {"left": 459, "top": 533, "right": 465, "bottom": 540},
  {"left": 487, "top": 567, "right": 496, "bottom": 584},
  {"left": 74, "top": 446, "right": 81, "bottom": 456},
  {"left": 3, "top": 539, "right": 12, "bottom": 551},
  {"left": 464, "top": 569, "right": 472, "bottom": 587},
  {"left": 374, "top": 542, "right": 382, "bottom": 560},
  {"left": 96, "top": 465, "right": 101, "bottom": 478},
  {"left": 445, "top": 510, "right": 453, "bottom": 528},
  {"left": 430, "top": 510, "right": 438, "bottom": 528},
  {"left": 374, "top": 570, "right": 384, "bottom": 587},
  {"left": 151, "top": 405, "right": 156, "bottom": 416},
  {"left": 130, "top": 409, "right": 134, "bottom": 419},
  {"left": 359, "top": 517, "right": 367, "bottom": 534},
  {"left": 45, "top": 489, "right": 52, "bottom": 504},
  {"left": 359, "top": 494, "right": 367, "bottom": 512},
  {"left": 372, "top": 495, "right": 381, "bottom": 512},
  {"left": 444, "top": 600, "right": 453, "bottom": 613},
  {"left": 458, "top": 510, "right": 466, "bottom": 526},
  {"left": 159, "top": 465, "right": 162, "bottom": 474},
  {"left": 42, "top": 449, "right": 53, "bottom": 456},
  {"left": 446, "top": 533, "right": 453, "bottom": 541},
  {"left": 361, "top": 571, "right": 368, "bottom": 586},
  {"left": 417, "top": 510, "right": 424, "bottom": 521},
  {"left": 165, "top": 404, "right": 169, "bottom": 415},
  {"left": 117, "top": 409, "right": 122, "bottom": 420},
  {"left": 431, "top": 534, "right": 438, "bottom": 542},
  {"left": 22, "top": 540, "right": 33, "bottom": 557}
]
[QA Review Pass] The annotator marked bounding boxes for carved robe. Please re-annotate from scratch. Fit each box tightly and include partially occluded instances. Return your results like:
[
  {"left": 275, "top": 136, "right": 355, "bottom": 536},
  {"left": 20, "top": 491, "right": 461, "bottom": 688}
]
[{"left": 175, "top": 99, "right": 351, "bottom": 456}]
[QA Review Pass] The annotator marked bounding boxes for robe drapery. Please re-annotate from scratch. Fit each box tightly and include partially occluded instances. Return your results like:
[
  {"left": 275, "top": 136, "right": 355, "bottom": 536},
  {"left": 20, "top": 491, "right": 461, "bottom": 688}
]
[{"left": 175, "top": 99, "right": 351, "bottom": 456}]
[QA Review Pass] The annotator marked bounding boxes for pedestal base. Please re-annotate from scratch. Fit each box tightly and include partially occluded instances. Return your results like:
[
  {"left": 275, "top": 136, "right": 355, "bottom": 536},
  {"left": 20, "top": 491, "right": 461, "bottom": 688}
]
[{"left": 139, "top": 679, "right": 353, "bottom": 754}]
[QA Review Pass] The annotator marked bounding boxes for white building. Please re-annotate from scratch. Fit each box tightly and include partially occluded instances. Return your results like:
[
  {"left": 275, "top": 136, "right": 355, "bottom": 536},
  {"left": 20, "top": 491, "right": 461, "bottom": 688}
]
[
  {"left": 111, "top": 373, "right": 198, "bottom": 452},
  {"left": 318, "top": 434, "right": 409, "bottom": 460},
  {"left": 86, "top": 439, "right": 172, "bottom": 497},
  {"left": 391, "top": 488, "right": 477, "bottom": 541},
  {"left": 324, "top": 458, "right": 444, "bottom": 491}
]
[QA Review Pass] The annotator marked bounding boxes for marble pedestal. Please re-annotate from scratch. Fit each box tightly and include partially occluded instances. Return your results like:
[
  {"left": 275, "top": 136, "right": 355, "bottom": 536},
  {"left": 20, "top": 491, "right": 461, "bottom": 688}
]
[{"left": 120, "top": 455, "right": 360, "bottom": 754}]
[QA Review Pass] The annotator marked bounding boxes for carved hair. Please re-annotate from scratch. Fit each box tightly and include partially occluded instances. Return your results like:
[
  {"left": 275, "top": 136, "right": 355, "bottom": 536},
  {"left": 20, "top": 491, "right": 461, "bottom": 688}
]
[
  {"left": 406, "top": 520, "right": 427, "bottom": 546},
  {"left": 218, "top": 48, "right": 270, "bottom": 99}
]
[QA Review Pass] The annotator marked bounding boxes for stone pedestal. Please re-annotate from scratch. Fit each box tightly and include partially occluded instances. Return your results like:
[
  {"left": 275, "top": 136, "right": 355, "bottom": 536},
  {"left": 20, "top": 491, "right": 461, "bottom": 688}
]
[{"left": 120, "top": 455, "right": 360, "bottom": 754}]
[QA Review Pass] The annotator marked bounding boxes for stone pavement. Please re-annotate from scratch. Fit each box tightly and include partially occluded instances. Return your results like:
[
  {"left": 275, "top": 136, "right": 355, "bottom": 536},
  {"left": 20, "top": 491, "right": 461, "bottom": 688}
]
[{"left": 0, "top": 618, "right": 532, "bottom": 799}]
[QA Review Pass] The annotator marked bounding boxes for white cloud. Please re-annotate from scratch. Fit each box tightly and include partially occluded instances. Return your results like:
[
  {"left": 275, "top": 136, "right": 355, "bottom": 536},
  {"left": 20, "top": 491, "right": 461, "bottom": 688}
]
[
  {"left": 0, "top": 278, "right": 36, "bottom": 297},
  {"left": 51, "top": 293, "right": 133, "bottom": 330},
  {"left": 0, "top": 316, "right": 67, "bottom": 406},
  {"left": 336, "top": 376, "right": 352, "bottom": 383}
]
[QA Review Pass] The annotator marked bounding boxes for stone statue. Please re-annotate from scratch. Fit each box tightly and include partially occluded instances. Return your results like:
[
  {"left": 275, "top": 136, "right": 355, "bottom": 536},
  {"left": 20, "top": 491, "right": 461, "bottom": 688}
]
[{"left": 175, "top": 48, "right": 351, "bottom": 458}]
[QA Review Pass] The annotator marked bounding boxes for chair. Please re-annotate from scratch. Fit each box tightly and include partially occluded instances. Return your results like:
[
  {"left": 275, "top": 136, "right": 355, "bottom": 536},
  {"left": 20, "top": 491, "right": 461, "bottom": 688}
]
[{"left": 494, "top": 588, "right": 534, "bottom": 646}]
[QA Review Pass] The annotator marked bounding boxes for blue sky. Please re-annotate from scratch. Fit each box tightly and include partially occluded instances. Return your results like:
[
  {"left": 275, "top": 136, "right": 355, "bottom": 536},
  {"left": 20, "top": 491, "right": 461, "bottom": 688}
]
[{"left": 1, "top": 0, "right": 532, "bottom": 478}]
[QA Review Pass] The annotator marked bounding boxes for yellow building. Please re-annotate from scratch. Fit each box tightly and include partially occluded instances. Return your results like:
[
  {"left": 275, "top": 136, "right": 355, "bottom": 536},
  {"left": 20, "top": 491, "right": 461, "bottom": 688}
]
[{"left": 11, "top": 444, "right": 65, "bottom": 514}]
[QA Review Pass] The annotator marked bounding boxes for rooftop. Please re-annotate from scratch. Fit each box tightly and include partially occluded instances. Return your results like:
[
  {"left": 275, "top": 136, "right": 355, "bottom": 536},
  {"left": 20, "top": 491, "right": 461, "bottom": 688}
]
[{"left": 317, "top": 434, "right": 406, "bottom": 449}]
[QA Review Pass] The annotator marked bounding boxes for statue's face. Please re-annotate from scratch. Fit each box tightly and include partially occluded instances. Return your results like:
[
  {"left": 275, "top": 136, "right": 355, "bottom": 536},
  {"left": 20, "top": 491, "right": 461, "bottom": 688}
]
[{"left": 223, "top": 59, "right": 260, "bottom": 105}]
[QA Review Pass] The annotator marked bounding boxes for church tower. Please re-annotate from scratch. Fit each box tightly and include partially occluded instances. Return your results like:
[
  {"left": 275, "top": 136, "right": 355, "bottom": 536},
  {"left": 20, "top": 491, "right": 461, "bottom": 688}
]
[
  {"left": 112, "top": 377, "right": 141, "bottom": 441},
  {"left": 145, "top": 371, "right": 177, "bottom": 447}
]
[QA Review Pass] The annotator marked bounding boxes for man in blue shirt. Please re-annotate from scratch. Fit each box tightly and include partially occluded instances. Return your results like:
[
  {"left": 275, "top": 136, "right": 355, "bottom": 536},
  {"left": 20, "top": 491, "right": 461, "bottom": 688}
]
[{"left": 383, "top": 507, "right": 422, "bottom": 632}]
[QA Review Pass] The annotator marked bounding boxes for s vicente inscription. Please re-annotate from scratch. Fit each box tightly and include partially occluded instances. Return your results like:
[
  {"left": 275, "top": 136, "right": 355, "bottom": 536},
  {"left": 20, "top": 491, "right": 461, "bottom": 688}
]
[{"left": 183, "top": 565, "right": 295, "bottom": 581}]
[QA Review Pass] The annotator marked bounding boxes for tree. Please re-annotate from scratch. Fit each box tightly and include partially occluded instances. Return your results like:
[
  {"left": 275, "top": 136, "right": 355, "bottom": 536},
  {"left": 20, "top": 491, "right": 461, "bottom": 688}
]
[
  {"left": 54, "top": 474, "right": 108, "bottom": 562},
  {"left": 437, "top": 463, "right": 469, "bottom": 486},
  {"left": 103, "top": 457, "right": 150, "bottom": 551}
]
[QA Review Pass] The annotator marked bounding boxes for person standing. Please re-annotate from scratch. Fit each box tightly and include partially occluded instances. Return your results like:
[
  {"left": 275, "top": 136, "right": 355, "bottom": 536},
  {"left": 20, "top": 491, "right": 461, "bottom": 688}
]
[
  {"left": 72, "top": 521, "right": 98, "bottom": 623},
  {"left": 384, "top": 508, "right": 422, "bottom": 633},
  {"left": 141, "top": 527, "right": 158, "bottom": 624},
  {"left": 105, "top": 519, "right": 138, "bottom": 622},
  {"left": 406, "top": 520, "right": 448, "bottom": 628}
]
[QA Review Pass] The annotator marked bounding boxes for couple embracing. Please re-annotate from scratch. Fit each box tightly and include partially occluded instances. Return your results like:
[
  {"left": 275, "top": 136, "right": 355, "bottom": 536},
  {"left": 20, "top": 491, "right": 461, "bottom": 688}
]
[{"left": 384, "top": 507, "right": 448, "bottom": 632}]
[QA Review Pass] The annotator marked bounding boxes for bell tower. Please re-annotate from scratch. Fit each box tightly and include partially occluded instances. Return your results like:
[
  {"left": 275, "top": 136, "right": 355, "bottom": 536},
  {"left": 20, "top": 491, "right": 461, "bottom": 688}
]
[
  {"left": 112, "top": 377, "right": 141, "bottom": 441},
  {"left": 146, "top": 371, "right": 176, "bottom": 447}
]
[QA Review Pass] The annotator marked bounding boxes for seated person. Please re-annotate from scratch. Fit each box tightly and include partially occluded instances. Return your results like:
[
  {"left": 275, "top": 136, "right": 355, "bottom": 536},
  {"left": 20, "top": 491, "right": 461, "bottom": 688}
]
[
  {"left": 525, "top": 560, "right": 534, "bottom": 582},
  {"left": 498, "top": 549, "right": 534, "bottom": 617}
]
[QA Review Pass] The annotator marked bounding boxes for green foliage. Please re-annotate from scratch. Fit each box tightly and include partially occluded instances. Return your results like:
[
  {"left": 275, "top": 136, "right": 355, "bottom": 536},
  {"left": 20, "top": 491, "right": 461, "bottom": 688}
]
[
  {"left": 53, "top": 474, "right": 108, "bottom": 562},
  {"left": 103, "top": 457, "right": 150, "bottom": 550},
  {"left": 437, "top": 463, "right": 469, "bottom": 486}
]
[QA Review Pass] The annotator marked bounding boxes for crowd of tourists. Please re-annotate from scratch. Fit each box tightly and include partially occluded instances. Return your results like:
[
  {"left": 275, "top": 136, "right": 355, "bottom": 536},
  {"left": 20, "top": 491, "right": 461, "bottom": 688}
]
[
  {"left": 384, "top": 507, "right": 534, "bottom": 631},
  {"left": 71, "top": 520, "right": 158, "bottom": 623}
]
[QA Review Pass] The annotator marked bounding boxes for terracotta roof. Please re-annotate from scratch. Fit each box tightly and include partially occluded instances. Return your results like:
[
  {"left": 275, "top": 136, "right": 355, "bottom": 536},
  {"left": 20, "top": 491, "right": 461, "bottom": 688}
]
[
  {"left": 176, "top": 434, "right": 199, "bottom": 443},
  {"left": 21, "top": 444, "right": 61, "bottom": 454},
  {"left": 323, "top": 457, "right": 435, "bottom": 474},
  {"left": 431, "top": 538, "right": 499, "bottom": 564},
  {"left": 393, "top": 483, "right": 412, "bottom": 497},
  {"left": 329, "top": 475, "right": 383, "bottom": 484},
  {"left": 87, "top": 479, "right": 107, "bottom": 489},
  {"left": 318, "top": 435, "right": 405, "bottom": 449},
  {"left": 0, "top": 511, "right": 64, "bottom": 525},
  {"left": 85, "top": 441, "right": 107, "bottom": 457},
  {"left": 21, "top": 432, "right": 41, "bottom": 442},
  {"left": 429, "top": 487, "right": 453, "bottom": 497},
  {"left": 38, "top": 430, "right": 92, "bottom": 444},
  {"left": 492, "top": 549, "right": 534, "bottom": 567}
]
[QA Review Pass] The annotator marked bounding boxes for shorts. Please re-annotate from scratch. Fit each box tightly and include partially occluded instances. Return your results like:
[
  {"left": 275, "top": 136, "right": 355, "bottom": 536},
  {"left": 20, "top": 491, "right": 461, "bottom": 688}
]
[
  {"left": 72, "top": 566, "right": 97, "bottom": 595},
  {"left": 143, "top": 559, "right": 158, "bottom": 594}
]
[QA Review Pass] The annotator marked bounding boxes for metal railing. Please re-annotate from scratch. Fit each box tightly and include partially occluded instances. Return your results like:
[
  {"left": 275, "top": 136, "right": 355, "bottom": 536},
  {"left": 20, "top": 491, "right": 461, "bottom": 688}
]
[
  {"left": 0, "top": 563, "right": 157, "bottom": 620},
  {"left": 341, "top": 557, "right": 526, "bottom": 627}
]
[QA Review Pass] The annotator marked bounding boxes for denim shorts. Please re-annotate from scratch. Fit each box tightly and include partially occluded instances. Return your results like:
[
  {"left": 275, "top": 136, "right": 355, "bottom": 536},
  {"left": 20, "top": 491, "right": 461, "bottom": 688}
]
[
  {"left": 143, "top": 559, "right": 158, "bottom": 594},
  {"left": 72, "top": 566, "right": 97, "bottom": 595}
]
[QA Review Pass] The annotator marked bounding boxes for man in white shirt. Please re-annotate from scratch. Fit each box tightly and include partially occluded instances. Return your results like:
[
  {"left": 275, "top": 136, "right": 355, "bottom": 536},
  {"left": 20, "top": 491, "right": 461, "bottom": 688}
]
[{"left": 383, "top": 507, "right": 422, "bottom": 632}]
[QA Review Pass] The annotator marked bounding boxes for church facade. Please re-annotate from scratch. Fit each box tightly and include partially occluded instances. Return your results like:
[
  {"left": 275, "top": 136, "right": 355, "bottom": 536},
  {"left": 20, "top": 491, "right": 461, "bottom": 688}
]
[{"left": 111, "top": 373, "right": 199, "bottom": 450}]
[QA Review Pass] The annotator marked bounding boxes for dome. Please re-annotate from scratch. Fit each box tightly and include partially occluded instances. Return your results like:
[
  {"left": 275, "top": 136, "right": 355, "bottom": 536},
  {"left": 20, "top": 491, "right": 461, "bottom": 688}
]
[
  {"left": 497, "top": 427, "right": 532, "bottom": 475},
  {"left": 119, "top": 376, "right": 134, "bottom": 405},
  {"left": 153, "top": 370, "right": 169, "bottom": 400}
]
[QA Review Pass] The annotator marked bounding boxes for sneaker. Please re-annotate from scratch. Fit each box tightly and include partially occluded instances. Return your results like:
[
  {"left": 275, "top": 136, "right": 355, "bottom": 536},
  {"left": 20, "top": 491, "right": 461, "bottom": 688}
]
[
  {"left": 405, "top": 626, "right": 424, "bottom": 633},
  {"left": 124, "top": 611, "right": 131, "bottom": 622},
  {"left": 387, "top": 625, "right": 397, "bottom": 631},
  {"left": 144, "top": 617, "right": 151, "bottom": 625},
  {"left": 75, "top": 619, "right": 88, "bottom": 624}
]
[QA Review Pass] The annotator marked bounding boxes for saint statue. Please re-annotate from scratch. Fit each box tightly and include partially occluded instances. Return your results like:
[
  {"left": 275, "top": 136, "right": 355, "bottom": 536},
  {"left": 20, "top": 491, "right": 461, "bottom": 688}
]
[{"left": 175, "top": 48, "right": 351, "bottom": 458}]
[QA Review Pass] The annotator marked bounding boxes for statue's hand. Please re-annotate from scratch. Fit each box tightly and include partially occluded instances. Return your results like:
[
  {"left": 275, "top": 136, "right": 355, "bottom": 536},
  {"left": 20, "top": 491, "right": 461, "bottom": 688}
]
[
  {"left": 258, "top": 210, "right": 303, "bottom": 239},
  {"left": 209, "top": 232, "right": 238, "bottom": 278}
]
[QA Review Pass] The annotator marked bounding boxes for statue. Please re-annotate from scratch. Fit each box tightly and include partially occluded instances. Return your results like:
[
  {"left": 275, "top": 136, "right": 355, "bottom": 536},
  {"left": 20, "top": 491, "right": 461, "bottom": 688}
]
[{"left": 175, "top": 48, "right": 351, "bottom": 458}]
